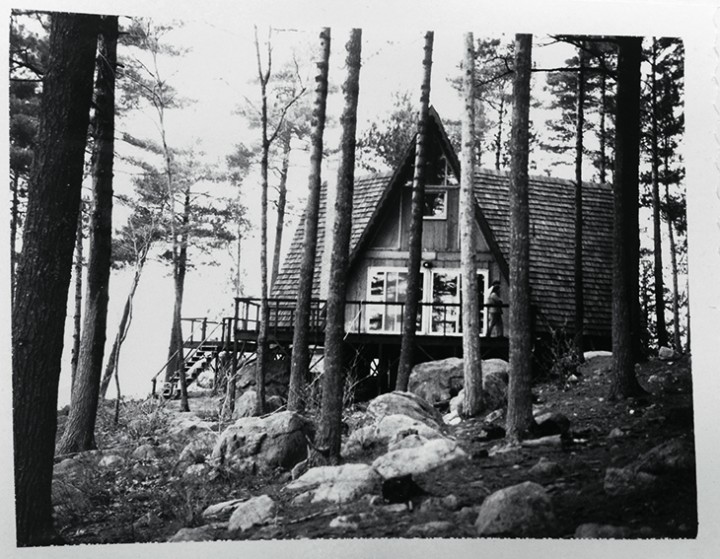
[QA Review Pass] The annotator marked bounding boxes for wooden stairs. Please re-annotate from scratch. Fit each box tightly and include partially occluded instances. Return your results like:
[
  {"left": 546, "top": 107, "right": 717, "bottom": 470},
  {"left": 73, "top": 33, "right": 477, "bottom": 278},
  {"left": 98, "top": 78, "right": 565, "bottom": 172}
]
[{"left": 161, "top": 340, "right": 224, "bottom": 399}]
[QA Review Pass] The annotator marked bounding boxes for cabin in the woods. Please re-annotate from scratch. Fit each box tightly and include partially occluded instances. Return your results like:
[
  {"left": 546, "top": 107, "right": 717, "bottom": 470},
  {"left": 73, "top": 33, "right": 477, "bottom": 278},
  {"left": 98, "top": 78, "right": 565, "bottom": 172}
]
[{"left": 165, "top": 109, "right": 613, "bottom": 398}]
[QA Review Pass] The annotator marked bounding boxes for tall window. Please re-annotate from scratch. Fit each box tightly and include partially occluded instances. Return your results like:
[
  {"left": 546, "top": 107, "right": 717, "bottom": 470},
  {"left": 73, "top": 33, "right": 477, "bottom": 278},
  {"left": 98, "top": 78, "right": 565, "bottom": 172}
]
[{"left": 367, "top": 269, "right": 424, "bottom": 333}]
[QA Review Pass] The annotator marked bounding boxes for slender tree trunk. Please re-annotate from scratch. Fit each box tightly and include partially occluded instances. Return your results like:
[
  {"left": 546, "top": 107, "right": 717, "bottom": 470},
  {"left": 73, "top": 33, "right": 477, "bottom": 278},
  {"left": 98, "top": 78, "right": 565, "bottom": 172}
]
[
  {"left": 505, "top": 33, "right": 534, "bottom": 442},
  {"left": 99, "top": 244, "right": 149, "bottom": 398},
  {"left": 650, "top": 39, "right": 667, "bottom": 348},
  {"left": 495, "top": 95, "right": 505, "bottom": 171},
  {"left": 288, "top": 27, "right": 331, "bottom": 413},
  {"left": 609, "top": 36, "right": 646, "bottom": 400},
  {"left": 171, "top": 187, "right": 191, "bottom": 411},
  {"left": 396, "top": 31, "right": 433, "bottom": 392},
  {"left": 10, "top": 173, "right": 20, "bottom": 307},
  {"left": 574, "top": 46, "right": 586, "bottom": 364},
  {"left": 70, "top": 204, "right": 84, "bottom": 390},
  {"left": 271, "top": 128, "right": 291, "bottom": 290},
  {"left": 59, "top": 17, "right": 118, "bottom": 454},
  {"left": 311, "top": 29, "right": 361, "bottom": 466},
  {"left": 255, "top": 28, "right": 271, "bottom": 416},
  {"left": 12, "top": 13, "right": 98, "bottom": 546},
  {"left": 460, "top": 32, "right": 483, "bottom": 417},
  {"left": 599, "top": 69, "right": 608, "bottom": 184},
  {"left": 663, "top": 138, "right": 682, "bottom": 353}
]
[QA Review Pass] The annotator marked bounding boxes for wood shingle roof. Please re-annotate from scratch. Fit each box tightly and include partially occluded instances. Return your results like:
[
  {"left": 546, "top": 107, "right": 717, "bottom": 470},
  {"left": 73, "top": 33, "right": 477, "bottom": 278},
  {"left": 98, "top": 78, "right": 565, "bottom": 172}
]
[{"left": 273, "top": 167, "right": 613, "bottom": 338}]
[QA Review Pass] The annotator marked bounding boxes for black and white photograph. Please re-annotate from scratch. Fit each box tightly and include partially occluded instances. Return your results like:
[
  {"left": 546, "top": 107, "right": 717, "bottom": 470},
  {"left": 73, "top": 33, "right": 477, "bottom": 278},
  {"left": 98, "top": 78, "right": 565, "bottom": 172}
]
[{"left": 3, "top": 0, "right": 719, "bottom": 556}]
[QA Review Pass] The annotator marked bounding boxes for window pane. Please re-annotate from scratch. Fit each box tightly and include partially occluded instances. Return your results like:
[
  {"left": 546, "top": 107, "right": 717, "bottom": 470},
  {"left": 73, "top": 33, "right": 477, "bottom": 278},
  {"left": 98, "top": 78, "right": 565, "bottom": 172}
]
[
  {"left": 370, "top": 271, "right": 385, "bottom": 298},
  {"left": 423, "top": 191, "right": 446, "bottom": 218}
]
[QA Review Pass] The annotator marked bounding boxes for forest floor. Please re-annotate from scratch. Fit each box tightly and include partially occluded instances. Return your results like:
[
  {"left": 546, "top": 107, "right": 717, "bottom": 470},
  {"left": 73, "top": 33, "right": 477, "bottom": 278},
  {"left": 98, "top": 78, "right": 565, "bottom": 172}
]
[{"left": 53, "top": 353, "right": 696, "bottom": 543}]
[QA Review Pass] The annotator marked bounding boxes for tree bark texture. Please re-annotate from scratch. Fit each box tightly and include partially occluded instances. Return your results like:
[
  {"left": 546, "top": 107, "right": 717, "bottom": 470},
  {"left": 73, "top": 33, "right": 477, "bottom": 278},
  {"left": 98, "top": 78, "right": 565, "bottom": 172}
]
[
  {"left": 396, "top": 30, "right": 434, "bottom": 392},
  {"left": 505, "top": 33, "right": 534, "bottom": 442},
  {"left": 574, "top": 45, "right": 586, "bottom": 363},
  {"left": 312, "top": 29, "right": 361, "bottom": 465},
  {"left": 59, "top": 16, "right": 118, "bottom": 454},
  {"left": 288, "top": 27, "right": 330, "bottom": 413},
  {"left": 12, "top": 13, "right": 99, "bottom": 546},
  {"left": 172, "top": 186, "right": 192, "bottom": 411},
  {"left": 70, "top": 204, "right": 84, "bottom": 390},
  {"left": 255, "top": 27, "right": 272, "bottom": 416},
  {"left": 650, "top": 39, "right": 668, "bottom": 348},
  {"left": 271, "top": 128, "right": 291, "bottom": 290},
  {"left": 609, "top": 36, "right": 646, "bottom": 399},
  {"left": 460, "top": 32, "right": 483, "bottom": 417},
  {"left": 10, "top": 173, "right": 20, "bottom": 306}
]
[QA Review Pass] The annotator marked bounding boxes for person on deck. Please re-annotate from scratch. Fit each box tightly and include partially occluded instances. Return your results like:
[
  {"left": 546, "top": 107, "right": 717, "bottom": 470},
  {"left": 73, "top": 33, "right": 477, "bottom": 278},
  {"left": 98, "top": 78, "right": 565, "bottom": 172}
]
[{"left": 486, "top": 280, "right": 504, "bottom": 337}]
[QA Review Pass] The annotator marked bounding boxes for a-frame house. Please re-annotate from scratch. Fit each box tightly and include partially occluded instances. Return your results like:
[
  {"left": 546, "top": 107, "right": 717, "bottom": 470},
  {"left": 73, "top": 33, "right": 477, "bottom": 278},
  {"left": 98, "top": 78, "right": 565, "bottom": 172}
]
[{"left": 220, "top": 108, "right": 614, "bottom": 396}]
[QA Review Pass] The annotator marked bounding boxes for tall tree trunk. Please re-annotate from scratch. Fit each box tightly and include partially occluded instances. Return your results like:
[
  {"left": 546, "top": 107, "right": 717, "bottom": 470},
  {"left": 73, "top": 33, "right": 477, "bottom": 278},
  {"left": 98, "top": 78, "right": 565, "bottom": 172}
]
[
  {"left": 271, "top": 128, "right": 291, "bottom": 290},
  {"left": 171, "top": 186, "right": 192, "bottom": 411},
  {"left": 649, "top": 39, "right": 667, "bottom": 348},
  {"left": 460, "top": 32, "right": 483, "bottom": 417},
  {"left": 288, "top": 27, "right": 331, "bottom": 413},
  {"left": 505, "top": 33, "right": 534, "bottom": 442},
  {"left": 59, "top": 17, "right": 118, "bottom": 454},
  {"left": 574, "top": 45, "right": 586, "bottom": 364},
  {"left": 396, "top": 31, "right": 433, "bottom": 392},
  {"left": 99, "top": 242, "right": 150, "bottom": 399},
  {"left": 609, "top": 36, "right": 646, "bottom": 400},
  {"left": 70, "top": 204, "right": 84, "bottom": 390},
  {"left": 599, "top": 70, "right": 608, "bottom": 184},
  {"left": 311, "top": 28, "right": 361, "bottom": 466},
  {"left": 663, "top": 138, "right": 682, "bottom": 353},
  {"left": 12, "top": 13, "right": 98, "bottom": 546},
  {"left": 254, "top": 27, "right": 271, "bottom": 416},
  {"left": 10, "top": 173, "right": 20, "bottom": 307}
]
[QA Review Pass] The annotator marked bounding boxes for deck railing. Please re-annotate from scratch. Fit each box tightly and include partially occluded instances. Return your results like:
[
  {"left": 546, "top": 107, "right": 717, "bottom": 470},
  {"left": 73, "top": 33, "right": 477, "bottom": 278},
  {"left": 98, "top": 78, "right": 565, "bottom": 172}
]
[{"left": 234, "top": 296, "right": 508, "bottom": 338}]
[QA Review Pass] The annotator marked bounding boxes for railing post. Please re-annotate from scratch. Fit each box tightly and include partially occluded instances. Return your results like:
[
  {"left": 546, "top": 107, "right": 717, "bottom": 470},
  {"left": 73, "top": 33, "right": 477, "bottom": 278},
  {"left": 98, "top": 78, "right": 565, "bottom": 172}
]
[{"left": 202, "top": 317, "right": 207, "bottom": 341}]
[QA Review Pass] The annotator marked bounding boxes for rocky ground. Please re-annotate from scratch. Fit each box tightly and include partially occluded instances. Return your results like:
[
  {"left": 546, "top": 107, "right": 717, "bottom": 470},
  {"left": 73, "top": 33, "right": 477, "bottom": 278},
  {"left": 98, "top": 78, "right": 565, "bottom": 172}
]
[{"left": 52, "top": 352, "right": 696, "bottom": 543}]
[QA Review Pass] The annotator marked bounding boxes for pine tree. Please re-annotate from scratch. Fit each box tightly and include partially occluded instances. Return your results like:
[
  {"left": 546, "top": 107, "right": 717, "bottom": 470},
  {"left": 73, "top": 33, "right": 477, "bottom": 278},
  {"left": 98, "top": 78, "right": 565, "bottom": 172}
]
[
  {"left": 310, "top": 28, "right": 362, "bottom": 465},
  {"left": 396, "top": 31, "right": 434, "bottom": 392},
  {"left": 505, "top": 33, "right": 534, "bottom": 441},
  {"left": 288, "top": 27, "right": 331, "bottom": 412},
  {"left": 12, "top": 12, "right": 99, "bottom": 545},
  {"left": 460, "top": 32, "right": 484, "bottom": 417},
  {"left": 609, "top": 36, "right": 647, "bottom": 399},
  {"left": 59, "top": 16, "right": 119, "bottom": 453}
]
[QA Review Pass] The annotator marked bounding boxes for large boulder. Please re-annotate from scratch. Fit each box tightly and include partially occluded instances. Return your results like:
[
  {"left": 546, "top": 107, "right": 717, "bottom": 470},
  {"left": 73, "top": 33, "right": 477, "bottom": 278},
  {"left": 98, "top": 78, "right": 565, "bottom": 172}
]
[
  {"left": 475, "top": 481, "right": 557, "bottom": 537},
  {"left": 167, "top": 526, "right": 216, "bottom": 542},
  {"left": 371, "top": 438, "right": 467, "bottom": 479},
  {"left": 342, "top": 413, "right": 447, "bottom": 459},
  {"left": 408, "top": 357, "right": 464, "bottom": 405},
  {"left": 286, "top": 464, "right": 381, "bottom": 504},
  {"left": 408, "top": 358, "right": 509, "bottom": 406},
  {"left": 367, "top": 391, "right": 446, "bottom": 431},
  {"left": 482, "top": 369, "right": 508, "bottom": 411},
  {"left": 228, "top": 495, "right": 276, "bottom": 533},
  {"left": 236, "top": 357, "right": 290, "bottom": 400},
  {"left": 211, "top": 411, "right": 312, "bottom": 473}
]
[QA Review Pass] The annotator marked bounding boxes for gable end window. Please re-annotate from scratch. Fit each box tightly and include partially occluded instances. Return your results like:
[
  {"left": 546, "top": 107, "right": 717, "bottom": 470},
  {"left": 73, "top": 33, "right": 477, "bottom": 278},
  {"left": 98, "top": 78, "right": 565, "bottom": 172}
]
[{"left": 423, "top": 190, "right": 447, "bottom": 220}]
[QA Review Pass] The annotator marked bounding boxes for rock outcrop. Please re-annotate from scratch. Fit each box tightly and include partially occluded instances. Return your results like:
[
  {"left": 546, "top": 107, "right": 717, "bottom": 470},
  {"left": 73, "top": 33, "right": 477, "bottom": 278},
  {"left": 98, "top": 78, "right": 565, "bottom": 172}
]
[
  {"left": 475, "top": 481, "right": 557, "bottom": 537},
  {"left": 211, "top": 411, "right": 313, "bottom": 473}
]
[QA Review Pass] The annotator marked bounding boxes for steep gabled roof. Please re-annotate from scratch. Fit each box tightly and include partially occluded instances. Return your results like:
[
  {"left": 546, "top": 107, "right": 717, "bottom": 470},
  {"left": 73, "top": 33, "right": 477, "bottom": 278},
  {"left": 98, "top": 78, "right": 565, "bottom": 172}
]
[
  {"left": 272, "top": 112, "right": 613, "bottom": 338},
  {"left": 272, "top": 173, "right": 393, "bottom": 300},
  {"left": 473, "top": 169, "right": 613, "bottom": 336}
]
